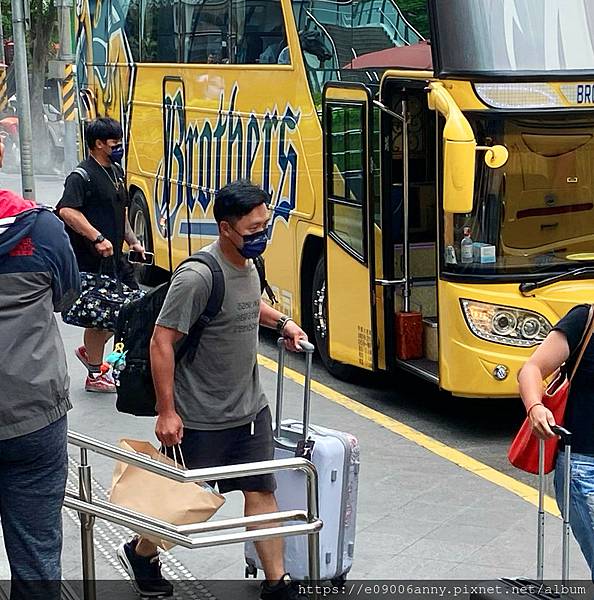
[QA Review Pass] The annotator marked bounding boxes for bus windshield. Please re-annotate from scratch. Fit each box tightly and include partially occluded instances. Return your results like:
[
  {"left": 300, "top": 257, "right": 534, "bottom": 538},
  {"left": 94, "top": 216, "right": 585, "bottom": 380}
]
[
  {"left": 442, "top": 114, "right": 594, "bottom": 278},
  {"left": 431, "top": 0, "right": 594, "bottom": 78}
]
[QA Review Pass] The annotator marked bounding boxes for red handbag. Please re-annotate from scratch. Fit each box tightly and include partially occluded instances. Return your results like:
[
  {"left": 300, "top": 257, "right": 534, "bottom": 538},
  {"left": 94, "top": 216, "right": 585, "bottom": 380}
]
[{"left": 508, "top": 305, "right": 594, "bottom": 474}]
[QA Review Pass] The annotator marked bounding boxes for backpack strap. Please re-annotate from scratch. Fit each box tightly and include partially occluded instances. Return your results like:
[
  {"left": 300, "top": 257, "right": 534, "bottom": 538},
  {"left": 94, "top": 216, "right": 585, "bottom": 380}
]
[
  {"left": 73, "top": 166, "right": 91, "bottom": 184},
  {"left": 254, "top": 255, "right": 277, "bottom": 305},
  {"left": 72, "top": 166, "right": 93, "bottom": 199},
  {"left": 55, "top": 166, "right": 91, "bottom": 217},
  {"left": 175, "top": 252, "right": 225, "bottom": 363}
]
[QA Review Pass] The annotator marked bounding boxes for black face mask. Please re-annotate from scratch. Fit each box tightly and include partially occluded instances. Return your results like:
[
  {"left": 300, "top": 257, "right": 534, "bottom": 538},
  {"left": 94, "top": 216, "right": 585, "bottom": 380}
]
[
  {"left": 229, "top": 225, "right": 269, "bottom": 258},
  {"left": 109, "top": 144, "right": 124, "bottom": 164}
]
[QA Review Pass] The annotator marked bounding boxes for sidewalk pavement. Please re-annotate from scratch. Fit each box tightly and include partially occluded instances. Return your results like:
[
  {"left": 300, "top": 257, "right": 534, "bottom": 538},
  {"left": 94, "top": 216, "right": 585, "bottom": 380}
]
[
  {"left": 34, "top": 320, "right": 588, "bottom": 597},
  {"left": 0, "top": 319, "right": 590, "bottom": 597}
]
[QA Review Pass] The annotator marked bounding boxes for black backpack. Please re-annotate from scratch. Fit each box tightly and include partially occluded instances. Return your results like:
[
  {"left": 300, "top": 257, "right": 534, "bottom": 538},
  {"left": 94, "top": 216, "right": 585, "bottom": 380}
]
[{"left": 115, "top": 251, "right": 275, "bottom": 417}]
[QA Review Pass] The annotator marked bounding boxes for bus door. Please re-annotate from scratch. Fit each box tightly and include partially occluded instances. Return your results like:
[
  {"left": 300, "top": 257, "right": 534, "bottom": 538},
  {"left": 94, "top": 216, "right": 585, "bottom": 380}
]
[
  {"left": 379, "top": 77, "right": 439, "bottom": 383},
  {"left": 322, "top": 83, "right": 377, "bottom": 371},
  {"left": 162, "top": 77, "right": 192, "bottom": 270}
]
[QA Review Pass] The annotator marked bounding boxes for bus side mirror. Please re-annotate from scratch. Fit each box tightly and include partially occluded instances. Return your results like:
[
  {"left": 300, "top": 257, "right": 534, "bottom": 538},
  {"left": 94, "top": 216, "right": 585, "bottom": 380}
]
[
  {"left": 479, "top": 144, "right": 509, "bottom": 169},
  {"left": 442, "top": 143, "right": 509, "bottom": 213},
  {"left": 428, "top": 83, "right": 508, "bottom": 214},
  {"left": 428, "top": 82, "right": 477, "bottom": 214},
  {"left": 443, "top": 139, "right": 476, "bottom": 214}
]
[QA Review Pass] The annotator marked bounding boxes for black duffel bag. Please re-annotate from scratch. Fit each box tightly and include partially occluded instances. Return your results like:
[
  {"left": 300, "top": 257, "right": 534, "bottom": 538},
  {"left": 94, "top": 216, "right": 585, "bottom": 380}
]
[{"left": 62, "top": 258, "right": 145, "bottom": 331}]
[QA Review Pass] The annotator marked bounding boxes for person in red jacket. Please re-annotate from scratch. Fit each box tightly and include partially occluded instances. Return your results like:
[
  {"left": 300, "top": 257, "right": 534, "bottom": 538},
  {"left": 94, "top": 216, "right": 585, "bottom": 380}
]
[{"left": 0, "top": 186, "right": 80, "bottom": 599}]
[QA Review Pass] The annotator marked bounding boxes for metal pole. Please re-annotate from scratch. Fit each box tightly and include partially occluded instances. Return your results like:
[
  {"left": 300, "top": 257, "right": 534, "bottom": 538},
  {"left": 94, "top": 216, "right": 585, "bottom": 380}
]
[
  {"left": 79, "top": 448, "right": 97, "bottom": 600},
  {"left": 0, "top": 2, "right": 6, "bottom": 65},
  {"left": 306, "top": 464, "right": 320, "bottom": 598},
  {"left": 56, "top": 0, "right": 78, "bottom": 171},
  {"left": 537, "top": 439, "right": 545, "bottom": 581},
  {"left": 0, "top": 5, "right": 7, "bottom": 115},
  {"left": 57, "top": 0, "right": 73, "bottom": 61},
  {"left": 227, "top": 0, "right": 233, "bottom": 63},
  {"left": 302, "top": 346, "right": 313, "bottom": 437},
  {"left": 402, "top": 97, "right": 411, "bottom": 312},
  {"left": 10, "top": 0, "right": 35, "bottom": 199},
  {"left": 67, "top": 431, "right": 323, "bottom": 597},
  {"left": 275, "top": 338, "right": 286, "bottom": 439},
  {"left": 562, "top": 443, "right": 571, "bottom": 585}
]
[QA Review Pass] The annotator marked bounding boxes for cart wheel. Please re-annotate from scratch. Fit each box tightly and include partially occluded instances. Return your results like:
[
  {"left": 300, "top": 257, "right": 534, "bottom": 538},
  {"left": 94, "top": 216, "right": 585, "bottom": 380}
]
[
  {"left": 245, "top": 564, "right": 258, "bottom": 578},
  {"left": 331, "top": 575, "right": 347, "bottom": 589}
]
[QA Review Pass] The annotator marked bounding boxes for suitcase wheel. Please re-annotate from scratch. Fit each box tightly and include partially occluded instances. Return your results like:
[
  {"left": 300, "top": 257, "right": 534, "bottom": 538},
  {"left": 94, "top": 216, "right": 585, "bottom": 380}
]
[
  {"left": 331, "top": 575, "right": 347, "bottom": 589},
  {"left": 245, "top": 564, "right": 258, "bottom": 579}
]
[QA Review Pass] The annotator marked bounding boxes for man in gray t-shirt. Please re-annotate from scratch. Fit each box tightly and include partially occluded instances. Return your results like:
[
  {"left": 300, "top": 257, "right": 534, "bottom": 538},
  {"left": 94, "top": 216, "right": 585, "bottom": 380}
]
[
  {"left": 117, "top": 181, "right": 308, "bottom": 600},
  {"left": 158, "top": 239, "right": 268, "bottom": 430}
]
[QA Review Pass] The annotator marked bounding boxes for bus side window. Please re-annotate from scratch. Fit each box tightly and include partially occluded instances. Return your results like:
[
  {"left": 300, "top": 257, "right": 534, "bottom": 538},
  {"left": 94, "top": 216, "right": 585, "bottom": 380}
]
[
  {"left": 232, "top": 0, "right": 287, "bottom": 65},
  {"left": 326, "top": 104, "right": 366, "bottom": 258},
  {"left": 181, "top": 0, "right": 229, "bottom": 64},
  {"left": 124, "top": 0, "right": 141, "bottom": 62},
  {"left": 142, "top": 0, "right": 181, "bottom": 63}
]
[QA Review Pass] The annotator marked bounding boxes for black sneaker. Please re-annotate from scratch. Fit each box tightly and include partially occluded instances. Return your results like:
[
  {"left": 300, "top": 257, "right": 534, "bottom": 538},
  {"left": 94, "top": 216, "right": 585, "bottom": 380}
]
[
  {"left": 261, "top": 574, "right": 308, "bottom": 600},
  {"left": 117, "top": 537, "right": 173, "bottom": 597}
]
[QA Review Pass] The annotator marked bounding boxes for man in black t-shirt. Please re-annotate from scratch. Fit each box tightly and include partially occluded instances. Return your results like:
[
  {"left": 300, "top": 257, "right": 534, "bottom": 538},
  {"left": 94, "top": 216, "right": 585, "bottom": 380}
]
[{"left": 57, "top": 117, "right": 146, "bottom": 394}]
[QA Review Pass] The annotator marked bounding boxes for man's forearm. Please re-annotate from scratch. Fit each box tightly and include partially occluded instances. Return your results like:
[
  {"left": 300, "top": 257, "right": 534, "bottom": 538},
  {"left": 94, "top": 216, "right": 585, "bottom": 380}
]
[
  {"left": 58, "top": 207, "right": 100, "bottom": 241},
  {"left": 124, "top": 211, "right": 139, "bottom": 245},
  {"left": 259, "top": 300, "right": 288, "bottom": 328},
  {"left": 150, "top": 338, "right": 177, "bottom": 414}
]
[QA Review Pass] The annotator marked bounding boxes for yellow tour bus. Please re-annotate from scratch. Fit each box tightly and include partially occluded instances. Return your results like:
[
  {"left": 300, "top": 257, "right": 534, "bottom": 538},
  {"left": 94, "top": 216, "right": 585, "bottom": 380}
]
[{"left": 75, "top": 0, "right": 594, "bottom": 398}]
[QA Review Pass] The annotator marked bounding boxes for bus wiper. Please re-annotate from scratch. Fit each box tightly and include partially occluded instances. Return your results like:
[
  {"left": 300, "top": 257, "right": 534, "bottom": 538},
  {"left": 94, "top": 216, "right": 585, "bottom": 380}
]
[{"left": 519, "top": 266, "right": 594, "bottom": 296}]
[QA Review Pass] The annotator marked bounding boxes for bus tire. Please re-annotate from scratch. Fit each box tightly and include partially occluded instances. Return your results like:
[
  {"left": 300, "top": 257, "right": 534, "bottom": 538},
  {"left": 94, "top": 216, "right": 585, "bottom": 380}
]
[
  {"left": 129, "top": 190, "right": 158, "bottom": 286},
  {"left": 311, "top": 257, "right": 354, "bottom": 381}
]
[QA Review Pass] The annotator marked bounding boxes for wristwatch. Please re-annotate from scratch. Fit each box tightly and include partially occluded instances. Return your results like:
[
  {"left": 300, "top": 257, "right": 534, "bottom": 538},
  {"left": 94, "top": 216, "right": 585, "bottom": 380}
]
[
  {"left": 93, "top": 234, "right": 105, "bottom": 245},
  {"left": 276, "top": 315, "right": 293, "bottom": 335}
]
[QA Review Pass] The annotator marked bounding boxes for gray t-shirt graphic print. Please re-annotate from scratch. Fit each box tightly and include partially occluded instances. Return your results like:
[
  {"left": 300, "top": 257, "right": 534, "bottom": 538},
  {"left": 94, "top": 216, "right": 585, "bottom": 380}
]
[{"left": 156, "top": 241, "right": 267, "bottom": 430}]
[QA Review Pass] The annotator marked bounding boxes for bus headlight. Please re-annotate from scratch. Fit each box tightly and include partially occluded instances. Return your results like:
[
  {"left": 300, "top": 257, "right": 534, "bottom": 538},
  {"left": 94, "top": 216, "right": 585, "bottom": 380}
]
[
  {"left": 492, "top": 311, "right": 517, "bottom": 336},
  {"left": 460, "top": 300, "right": 552, "bottom": 347}
]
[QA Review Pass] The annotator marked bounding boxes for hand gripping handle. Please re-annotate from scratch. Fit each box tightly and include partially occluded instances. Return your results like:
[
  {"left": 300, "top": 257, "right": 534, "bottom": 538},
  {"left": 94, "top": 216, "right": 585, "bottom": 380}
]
[{"left": 550, "top": 425, "right": 572, "bottom": 445}]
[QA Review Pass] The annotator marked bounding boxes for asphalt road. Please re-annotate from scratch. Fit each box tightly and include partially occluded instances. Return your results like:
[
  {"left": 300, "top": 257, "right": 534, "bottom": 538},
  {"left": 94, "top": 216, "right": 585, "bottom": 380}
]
[{"left": 2, "top": 172, "right": 528, "bottom": 486}]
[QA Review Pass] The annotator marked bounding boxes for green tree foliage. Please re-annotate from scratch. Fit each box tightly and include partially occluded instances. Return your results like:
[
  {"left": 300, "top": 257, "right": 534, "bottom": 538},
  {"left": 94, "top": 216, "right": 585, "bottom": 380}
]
[
  {"left": 397, "top": 0, "right": 430, "bottom": 39},
  {"left": 1, "top": 0, "right": 10, "bottom": 39}
]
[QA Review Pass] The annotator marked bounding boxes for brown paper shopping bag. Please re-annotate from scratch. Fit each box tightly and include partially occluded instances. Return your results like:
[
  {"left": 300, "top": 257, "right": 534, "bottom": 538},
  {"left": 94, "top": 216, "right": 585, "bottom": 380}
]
[{"left": 109, "top": 439, "right": 225, "bottom": 549}]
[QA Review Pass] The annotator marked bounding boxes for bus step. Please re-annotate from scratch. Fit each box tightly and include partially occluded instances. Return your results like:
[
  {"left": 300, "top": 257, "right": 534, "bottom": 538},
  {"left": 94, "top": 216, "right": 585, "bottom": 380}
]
[{"left": 398, "top": 357, "right": 439, "bottom": 384}]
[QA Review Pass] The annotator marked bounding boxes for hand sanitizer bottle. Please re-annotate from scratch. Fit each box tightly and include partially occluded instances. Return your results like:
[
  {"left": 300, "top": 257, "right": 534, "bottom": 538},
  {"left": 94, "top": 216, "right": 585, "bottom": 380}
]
[{"left": 461, "top": 226, "right": 474, "bottom": 264}]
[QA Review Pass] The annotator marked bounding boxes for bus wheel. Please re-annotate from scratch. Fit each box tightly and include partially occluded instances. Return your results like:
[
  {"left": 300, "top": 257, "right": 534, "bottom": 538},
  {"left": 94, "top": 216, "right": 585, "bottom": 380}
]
[
  {"left": 129, "top": 191, "right": 157, "bottom": 286},
  {"left": 312, "top": 257, "right": 354, "bottom": 381}
]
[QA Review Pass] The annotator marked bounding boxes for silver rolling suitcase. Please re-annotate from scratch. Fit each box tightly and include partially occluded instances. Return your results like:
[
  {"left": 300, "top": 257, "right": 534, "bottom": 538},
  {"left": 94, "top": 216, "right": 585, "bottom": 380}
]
[{"left": 245, "top": 339, "right": 360, "bottom": 584}]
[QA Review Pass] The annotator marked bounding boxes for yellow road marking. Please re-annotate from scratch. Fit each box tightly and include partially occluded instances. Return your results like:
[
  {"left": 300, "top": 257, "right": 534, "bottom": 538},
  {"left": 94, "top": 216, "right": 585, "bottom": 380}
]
[{"left": 258, "top": 354, "right": 560, "bottom": 517}]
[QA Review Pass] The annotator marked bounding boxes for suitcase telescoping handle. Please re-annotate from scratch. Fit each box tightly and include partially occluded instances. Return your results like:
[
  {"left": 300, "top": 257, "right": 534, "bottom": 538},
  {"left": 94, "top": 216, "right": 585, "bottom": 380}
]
[
  {"left": 274, "top": 337, "right": 315, "bottom": 448},
  {"left": 537, "top": 425, "right": 572, "bottom": 584}
]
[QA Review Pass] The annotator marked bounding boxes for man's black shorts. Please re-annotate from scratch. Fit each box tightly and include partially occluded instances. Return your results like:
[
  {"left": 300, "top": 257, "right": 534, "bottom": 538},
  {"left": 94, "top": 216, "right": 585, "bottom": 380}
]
[{"left": 177, "top": 406, "right": 276, "bottom": 494}]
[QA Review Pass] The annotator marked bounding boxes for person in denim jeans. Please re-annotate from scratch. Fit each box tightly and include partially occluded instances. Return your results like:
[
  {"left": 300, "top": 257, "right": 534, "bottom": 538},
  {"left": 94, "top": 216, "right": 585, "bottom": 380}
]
[
  {"left": 519, "top": 304, "right": 594, "bottom": 579},
  {"left": 0, "top": 186, "right": 80, "bottom": 598}
]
